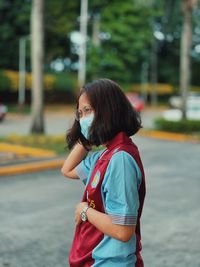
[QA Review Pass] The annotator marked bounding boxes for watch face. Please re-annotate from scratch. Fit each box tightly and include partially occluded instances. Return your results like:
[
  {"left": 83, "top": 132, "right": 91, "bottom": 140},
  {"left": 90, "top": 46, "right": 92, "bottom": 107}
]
[{"left": 81, "top": 212, "right": 87, "bottom": 222}]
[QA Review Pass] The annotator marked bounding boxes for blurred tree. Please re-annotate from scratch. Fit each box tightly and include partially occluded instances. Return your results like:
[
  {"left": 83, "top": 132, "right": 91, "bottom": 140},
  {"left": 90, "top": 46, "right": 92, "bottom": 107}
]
[
  {"left": 0, "top": 0, "right": 79, "bottom": 70},
  {"left": 153, "top": 0, "right": 200, "bottom": 90},
  {"left": 44, "top": 0, "right": 79, "bottom": 65},
  {"left": 191, "top": 5, "right": 200, "bottom": 85},
  {"left": 0, "top": 0, "right": 200, "bottom": 91},
  {"left": 30, "top": 0, "right": 45, "bottom": 134},
  {"left": 147, "top": 0, "right": 182, "bottom": 104},
  {"left": 180, "top": 0, "right": 197, "bottom": 119},
  {"left": 87, "top": 0, "right": 153, "bottom": 84},
  {"left": 0, "top": 0, "right": 31, "bottom": 70}
]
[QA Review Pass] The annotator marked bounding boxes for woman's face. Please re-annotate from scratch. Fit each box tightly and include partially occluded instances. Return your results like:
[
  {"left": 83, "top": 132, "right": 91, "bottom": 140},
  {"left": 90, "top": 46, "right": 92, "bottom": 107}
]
[{"left": 77, "top": 92, "right": 94, "bottom": 120}]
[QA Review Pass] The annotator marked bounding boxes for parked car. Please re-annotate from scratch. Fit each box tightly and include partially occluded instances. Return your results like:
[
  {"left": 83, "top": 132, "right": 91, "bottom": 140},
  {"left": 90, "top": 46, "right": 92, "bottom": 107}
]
[
  {"left": 126, "top": 93, "right": 145, "bottom": 112},
  {"left": 0, "top": 103, "right": 7, "bottom": 121},
  {"left": 163, "top": 94, "right": 200, "bottom": 121},
  {"left": 169, "top": 92, "right": 200, "bottom": 108}
]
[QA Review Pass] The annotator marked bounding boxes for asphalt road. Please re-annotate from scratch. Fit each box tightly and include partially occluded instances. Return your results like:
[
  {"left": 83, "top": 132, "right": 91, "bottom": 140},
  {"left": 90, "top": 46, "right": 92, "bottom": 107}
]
[{"left": 0, "top": 136, "right": 200, "bottom": 267}]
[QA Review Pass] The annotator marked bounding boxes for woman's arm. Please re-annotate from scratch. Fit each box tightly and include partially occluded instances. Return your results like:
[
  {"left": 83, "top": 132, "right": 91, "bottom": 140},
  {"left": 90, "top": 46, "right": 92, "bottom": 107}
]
[
  {"left": 61, "top": 143, "right": 89, "bottom": 179},
  {"left": 75, "top": 202, "right": 135, "bottom": 242}
]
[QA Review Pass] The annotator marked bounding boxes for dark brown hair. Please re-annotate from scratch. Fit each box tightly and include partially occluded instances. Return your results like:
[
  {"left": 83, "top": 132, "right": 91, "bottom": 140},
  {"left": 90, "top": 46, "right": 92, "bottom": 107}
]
[{"left": 66, "top": 78, "right": 142, "bottom": 149}]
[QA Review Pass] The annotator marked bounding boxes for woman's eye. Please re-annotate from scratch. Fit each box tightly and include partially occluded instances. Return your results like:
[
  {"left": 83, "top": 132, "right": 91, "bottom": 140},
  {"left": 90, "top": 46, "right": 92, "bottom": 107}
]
[{"left": 84, "top": 107, "right": 91, "bottom": 113}]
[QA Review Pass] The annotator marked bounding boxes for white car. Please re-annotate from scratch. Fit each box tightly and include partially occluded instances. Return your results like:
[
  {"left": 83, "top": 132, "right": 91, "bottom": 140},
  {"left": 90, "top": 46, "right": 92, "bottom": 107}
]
[
  {"left": 169, "top": 93, "right": 200, "bottom": 108},
  {"left": 163, "top": 95, "right": 200, "bottom": 121}
]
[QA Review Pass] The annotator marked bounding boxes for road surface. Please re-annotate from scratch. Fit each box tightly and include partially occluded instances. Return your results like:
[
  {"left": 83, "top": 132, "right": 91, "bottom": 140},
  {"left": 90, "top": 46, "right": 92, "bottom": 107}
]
[{"left": 0, "top": 136, "right": 199, "bottom": 267}]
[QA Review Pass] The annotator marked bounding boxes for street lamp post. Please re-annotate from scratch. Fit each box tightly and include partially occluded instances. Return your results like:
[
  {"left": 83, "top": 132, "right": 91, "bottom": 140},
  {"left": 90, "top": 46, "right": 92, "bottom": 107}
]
[
  {"left": 18, "top": 37, "right": 26, "bottom": 108},
  {"left": 150, "top": 36, "right": 158, "bottom": 106},
  {"left": 78, "top": 0, "right": 88, "bottom": 88},
  {"left": 141, "top": 61, "right": 149, "bottom": 103},
  {"left": 18, "top": 36, "right": 30, "bottom": 108}
]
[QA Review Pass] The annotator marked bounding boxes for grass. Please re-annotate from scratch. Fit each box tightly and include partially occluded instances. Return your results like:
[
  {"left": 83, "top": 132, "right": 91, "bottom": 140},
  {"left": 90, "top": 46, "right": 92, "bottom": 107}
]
[
  {"left": 0, "top": 134, "right": 68, "bottom": 155},
  {"left": 0, "top": 133, "right": 106, "bottom": 156},
  {"left": 7, "top": 104, "right": 31, "bottom": 114}
]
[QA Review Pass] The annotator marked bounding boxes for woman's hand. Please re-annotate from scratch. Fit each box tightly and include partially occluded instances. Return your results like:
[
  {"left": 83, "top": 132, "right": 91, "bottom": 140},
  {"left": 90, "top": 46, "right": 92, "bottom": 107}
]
[
  {"left": 74, "top": 201, "right": 135, "bottom": 242},
  {"left": 75, "top": 202, "right": 88, "bottom": 225},
  {"left": 61, "top": 143, "right": 89, "bottom": 179}
]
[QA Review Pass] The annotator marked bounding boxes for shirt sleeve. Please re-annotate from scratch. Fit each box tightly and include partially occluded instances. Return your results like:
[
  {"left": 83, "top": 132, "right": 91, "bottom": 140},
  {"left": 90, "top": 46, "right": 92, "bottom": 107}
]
[
  {"left": 75, "top": 150, "right": 104, "bottom": 185},
  {"left": 103, "top": 151, "right": 142, "bottom": 225}
]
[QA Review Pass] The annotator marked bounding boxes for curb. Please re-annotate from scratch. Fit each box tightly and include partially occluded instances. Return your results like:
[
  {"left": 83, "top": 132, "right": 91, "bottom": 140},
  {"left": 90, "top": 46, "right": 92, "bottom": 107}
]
[
  {"left": 0, "top": 143, "right": 56, "bottom": 157},
  {"left": 139, "top": 130, "right": 200, "bottom": 143},
  {"left": 0, "top": 142, "right": 62, "bottom": 177},
  {"left": 0, "top": 158, "right": 64, "bottom": 177},
  {"left": 0, "top": 130, "right": 199, "bottom": 176}
]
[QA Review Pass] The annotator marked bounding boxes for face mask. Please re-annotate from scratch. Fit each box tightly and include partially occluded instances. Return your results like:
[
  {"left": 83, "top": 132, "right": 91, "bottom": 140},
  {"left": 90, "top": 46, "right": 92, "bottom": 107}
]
[{"left": 79, "top": 113, "right": 94, "bottom": 140}]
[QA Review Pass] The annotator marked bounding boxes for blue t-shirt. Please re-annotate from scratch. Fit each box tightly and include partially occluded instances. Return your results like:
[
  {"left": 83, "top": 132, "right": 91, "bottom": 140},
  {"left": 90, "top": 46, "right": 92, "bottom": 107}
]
[{"left": 76, "top": 149, "right": 142, "bottom": 267}]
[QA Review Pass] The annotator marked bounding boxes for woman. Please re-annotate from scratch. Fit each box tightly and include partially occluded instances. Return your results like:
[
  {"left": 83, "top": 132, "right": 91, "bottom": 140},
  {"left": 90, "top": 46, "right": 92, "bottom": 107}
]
[{"left": 61, "top": 79, "right": 146, "bottom": 267}]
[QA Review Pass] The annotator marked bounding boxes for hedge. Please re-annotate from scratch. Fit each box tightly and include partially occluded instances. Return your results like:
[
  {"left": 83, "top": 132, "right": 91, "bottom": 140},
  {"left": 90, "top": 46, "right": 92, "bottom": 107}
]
[
  {"left": 0, "top": 70, "right": 11, "bottom": 91},
  {"left": 2, "top": 69, "right": 200, "bottom": 96},
  {"left": 0, "top": 69, "right": 77, "bottom": 92},
  {"left": 125, "top": 83, "right": 200, "bottom": 95},
  {"left": 154, "top": 118, "right": 200, "bottom": 133}
]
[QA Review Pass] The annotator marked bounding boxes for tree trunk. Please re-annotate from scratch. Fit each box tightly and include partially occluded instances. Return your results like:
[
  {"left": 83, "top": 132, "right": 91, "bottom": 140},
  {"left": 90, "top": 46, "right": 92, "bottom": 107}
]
[
  {"left": 92, "top": 13, "right": 100, "bottom": 47},
  {"left": 150, "top": 36, "right": 158, "bottom": 106},
  {"left": 30, "top": 0, "right": 45, "bottom": 134},
  {"left": 180, "top": 0, "right": 196, "bottom": 119}
]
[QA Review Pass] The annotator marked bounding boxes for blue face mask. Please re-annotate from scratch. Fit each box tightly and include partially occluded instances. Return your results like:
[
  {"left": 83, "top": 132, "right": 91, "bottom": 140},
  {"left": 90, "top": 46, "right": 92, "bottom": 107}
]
[{"left": 79, "top": 114, "right": 94, "bottom": 140}]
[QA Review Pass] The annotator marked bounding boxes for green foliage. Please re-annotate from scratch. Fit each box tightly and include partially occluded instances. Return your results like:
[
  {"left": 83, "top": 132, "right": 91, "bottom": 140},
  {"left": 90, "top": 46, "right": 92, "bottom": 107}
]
[
  {"left": 0, "top": 0, "right": 79, "bottom": 68},
  {"left": 52, "top": 72, "right": 77, "bottom": 92},
  {"left": 87, "top": 0, "right": 153, "bottom": 84},
  {"left": 0, "top": 0, "right": 31, "bottom": 70},
  {"left": 155, "top": 118, "right": 200, "bottom": 133},
  {"left": 0, "top": 70, "right": 10, "bottom": 91},
  {"left": 0, "top": 69, "right": 77, "bottom": 92},
  {"left": 0, "top": 0, "right": 200, "bottom": 89},
  {"left": 44, "top": 1, "right": 79, "bottom": 64}
]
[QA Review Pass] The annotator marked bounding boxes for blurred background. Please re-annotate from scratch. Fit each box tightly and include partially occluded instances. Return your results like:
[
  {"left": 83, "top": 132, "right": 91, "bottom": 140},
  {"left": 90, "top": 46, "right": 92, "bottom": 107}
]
[
  {"left": 0, "top": 1, "right": 200, "bottom": 267},
  {"left": 0, "top": 0, "right": 200, "bottom": 135}
]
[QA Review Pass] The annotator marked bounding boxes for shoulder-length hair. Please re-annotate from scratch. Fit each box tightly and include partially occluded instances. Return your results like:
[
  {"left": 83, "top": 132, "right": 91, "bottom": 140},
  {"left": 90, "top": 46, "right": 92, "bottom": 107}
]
[{"left": 66, "top": 78, "right": 142, "bottom": 149}]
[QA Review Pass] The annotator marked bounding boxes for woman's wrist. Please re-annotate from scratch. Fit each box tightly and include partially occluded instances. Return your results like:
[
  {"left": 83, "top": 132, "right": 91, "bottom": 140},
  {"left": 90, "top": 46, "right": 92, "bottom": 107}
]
[
  {"left": 84, "top": 146, "right": 91, "bottom": 152},
  {"left": 77, "top": 141, "right": 91, "bottom": 152}
]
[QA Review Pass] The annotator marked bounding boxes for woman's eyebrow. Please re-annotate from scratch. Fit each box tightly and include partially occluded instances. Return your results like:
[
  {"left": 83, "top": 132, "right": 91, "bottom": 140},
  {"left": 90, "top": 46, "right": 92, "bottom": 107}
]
[
  {"left": 81, "top": 105, "right": 92, "bottom": 110},
  {"left": 78, "top": 104, "right": 92, "bottom": 111}
]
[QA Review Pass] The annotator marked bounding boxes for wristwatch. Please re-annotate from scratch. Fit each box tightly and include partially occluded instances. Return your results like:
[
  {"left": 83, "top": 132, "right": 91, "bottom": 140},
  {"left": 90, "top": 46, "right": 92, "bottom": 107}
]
[{"left": 80, "top": 205, "right": 90, "bottom": 222}]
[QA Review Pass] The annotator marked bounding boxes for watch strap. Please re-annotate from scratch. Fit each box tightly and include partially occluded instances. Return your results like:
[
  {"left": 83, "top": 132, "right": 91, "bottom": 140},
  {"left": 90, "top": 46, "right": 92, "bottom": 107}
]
[
  {"left": 80, "top": 204, "right": 90, "bottom": 222},
  {"left": 83, "top": 205, "right": 90, "bottom": 214}
]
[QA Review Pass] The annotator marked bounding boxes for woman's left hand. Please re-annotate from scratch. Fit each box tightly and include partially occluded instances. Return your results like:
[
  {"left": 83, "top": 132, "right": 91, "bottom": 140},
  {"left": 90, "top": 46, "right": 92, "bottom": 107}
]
[{"left": 75, "top": 202, "right": 88, "bottom": 225}]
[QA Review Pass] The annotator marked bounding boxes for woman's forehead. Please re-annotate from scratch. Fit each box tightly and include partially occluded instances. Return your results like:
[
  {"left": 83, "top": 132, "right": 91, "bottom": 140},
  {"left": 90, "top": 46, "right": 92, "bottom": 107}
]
[{"left": 78, "top": 92, "right": 91, "bottom": 109}]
